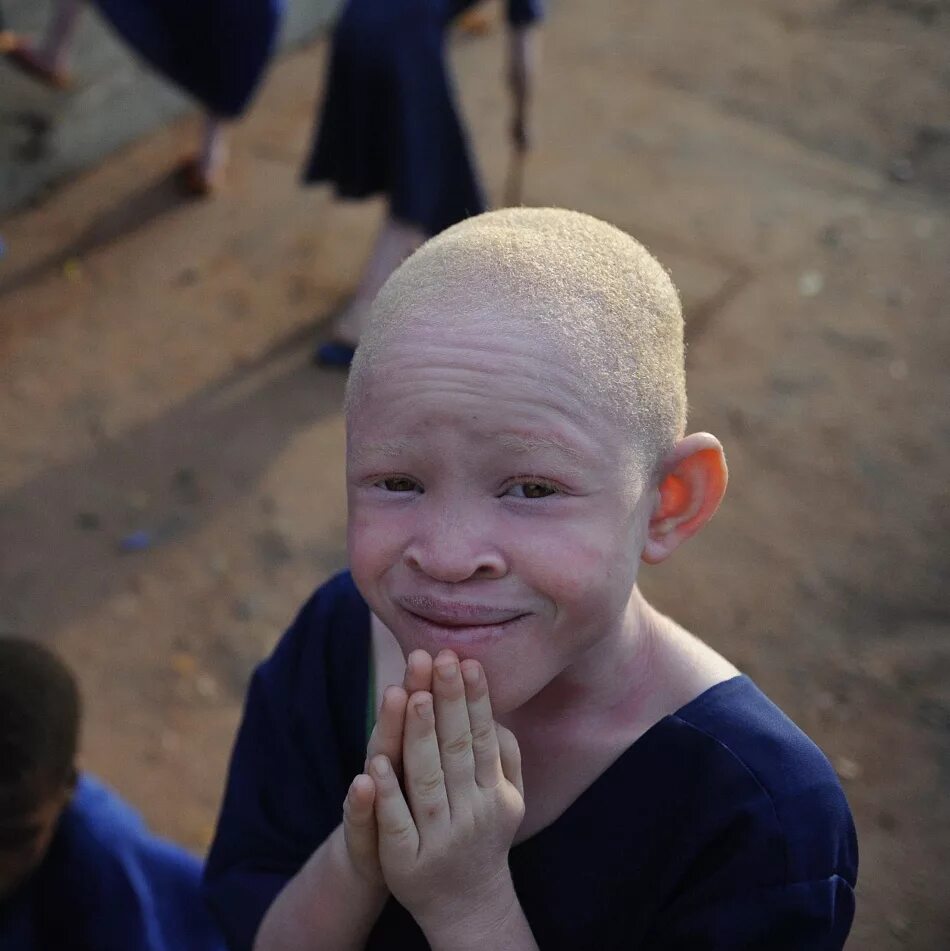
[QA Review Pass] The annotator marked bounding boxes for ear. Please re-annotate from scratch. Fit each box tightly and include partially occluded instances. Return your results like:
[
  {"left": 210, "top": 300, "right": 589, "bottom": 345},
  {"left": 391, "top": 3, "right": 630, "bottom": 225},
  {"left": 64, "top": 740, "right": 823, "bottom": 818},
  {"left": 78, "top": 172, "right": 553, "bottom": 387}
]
[{"left": 641, "top": 433, "right": 728, "bottom": 565}]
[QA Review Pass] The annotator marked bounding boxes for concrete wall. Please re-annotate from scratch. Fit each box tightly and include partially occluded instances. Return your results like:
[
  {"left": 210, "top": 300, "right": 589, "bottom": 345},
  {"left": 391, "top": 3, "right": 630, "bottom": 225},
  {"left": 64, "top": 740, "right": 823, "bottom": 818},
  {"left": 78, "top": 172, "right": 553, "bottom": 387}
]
[{"left": 0, "top": 0, "right": 340, "bottom": 215}]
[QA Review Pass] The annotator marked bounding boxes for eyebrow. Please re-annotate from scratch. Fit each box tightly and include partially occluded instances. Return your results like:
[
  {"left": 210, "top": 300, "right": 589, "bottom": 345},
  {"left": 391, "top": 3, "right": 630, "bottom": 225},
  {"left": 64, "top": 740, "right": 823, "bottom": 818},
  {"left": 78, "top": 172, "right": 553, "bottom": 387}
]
[{"left": 496, "top": 432, "right": 582, "bottom": 458}]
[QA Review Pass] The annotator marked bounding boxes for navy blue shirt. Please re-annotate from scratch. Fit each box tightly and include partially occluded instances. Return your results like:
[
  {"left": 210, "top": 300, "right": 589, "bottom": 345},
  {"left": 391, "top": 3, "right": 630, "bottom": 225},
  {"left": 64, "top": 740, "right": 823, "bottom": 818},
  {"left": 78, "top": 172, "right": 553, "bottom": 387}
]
[
  {"left": 1, "top": 774, "right": 225, "bottom": 951},
  {"left": 205, "top": 572, "right": 857, "bottom": 950}
]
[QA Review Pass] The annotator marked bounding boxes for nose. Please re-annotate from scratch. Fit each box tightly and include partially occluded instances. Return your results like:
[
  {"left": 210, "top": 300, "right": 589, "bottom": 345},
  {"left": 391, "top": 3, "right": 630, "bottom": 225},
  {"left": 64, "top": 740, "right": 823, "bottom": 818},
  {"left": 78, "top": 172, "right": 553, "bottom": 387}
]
[{"left": 403, "top": 499, "right": 507, "bottom": 583}]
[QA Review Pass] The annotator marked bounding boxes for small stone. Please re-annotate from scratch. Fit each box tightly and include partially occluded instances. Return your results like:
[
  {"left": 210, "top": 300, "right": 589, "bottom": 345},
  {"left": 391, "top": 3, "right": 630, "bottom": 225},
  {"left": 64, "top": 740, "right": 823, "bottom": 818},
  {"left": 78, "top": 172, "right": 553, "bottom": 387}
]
[
  {"left": 889, "top": 359, "right": 908, "bottom": 381},
  {"left": 797, "top": 270, "right": 824, "bottom": 298},
  {"left": 887, "top": 157, "right": 914, "bottom": 184},
  {"left": 76, "top": 511, "right": 101, "bottom": 531},
  {"left": 834, "top": 757, "right": 862, "bottom": 781},
  {"left": 887, "top": 913, "right": 910, "bottom": 938},
  {"left": 195, "top": 673, "right": 218, "bottom": 699}
]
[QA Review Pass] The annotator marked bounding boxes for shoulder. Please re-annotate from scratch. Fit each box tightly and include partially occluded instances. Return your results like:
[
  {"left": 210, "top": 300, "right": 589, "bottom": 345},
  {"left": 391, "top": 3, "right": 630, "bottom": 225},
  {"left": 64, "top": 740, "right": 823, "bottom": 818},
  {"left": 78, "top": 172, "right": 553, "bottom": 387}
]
[
  {"left": 58, "top": 774, "right": 148, "bottom": 860},
  {"left": 666, "top": 676, "right": 857, "bottom": 888},
  {"left": 258, "top": 570, "right": 367, "bottom": 684}
]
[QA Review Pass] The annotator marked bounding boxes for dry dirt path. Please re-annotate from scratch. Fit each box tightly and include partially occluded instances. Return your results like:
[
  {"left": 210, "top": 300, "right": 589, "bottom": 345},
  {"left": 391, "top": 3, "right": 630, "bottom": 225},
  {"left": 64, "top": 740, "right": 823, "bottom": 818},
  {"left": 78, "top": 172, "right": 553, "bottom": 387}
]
[{"left": 1, "top": 2, "right": 948, "bottom": 948}]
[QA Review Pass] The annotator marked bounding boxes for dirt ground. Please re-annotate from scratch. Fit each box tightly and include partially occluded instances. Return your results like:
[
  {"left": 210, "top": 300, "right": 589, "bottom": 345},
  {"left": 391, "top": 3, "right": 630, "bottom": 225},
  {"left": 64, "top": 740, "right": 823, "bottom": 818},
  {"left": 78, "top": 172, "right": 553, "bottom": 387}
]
[{"left": 1, "top": 1, "right": 948, "bottom": 948}]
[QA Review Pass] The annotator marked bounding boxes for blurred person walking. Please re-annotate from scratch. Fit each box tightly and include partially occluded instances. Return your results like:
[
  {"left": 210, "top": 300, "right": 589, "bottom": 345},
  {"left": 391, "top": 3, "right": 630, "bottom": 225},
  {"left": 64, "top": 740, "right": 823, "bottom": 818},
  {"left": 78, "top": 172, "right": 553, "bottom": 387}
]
[
  {"left": 2, "top": 0, "right": 285, "bottom": 195},
  {"left": 310, "top": 0, "right": 543, "bottom": 368}
]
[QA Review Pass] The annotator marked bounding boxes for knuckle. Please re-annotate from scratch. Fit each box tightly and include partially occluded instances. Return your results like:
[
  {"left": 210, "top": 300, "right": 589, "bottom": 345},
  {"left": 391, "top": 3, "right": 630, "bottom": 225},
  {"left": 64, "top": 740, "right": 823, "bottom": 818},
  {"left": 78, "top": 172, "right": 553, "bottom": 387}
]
[
  {"left": 441, "top": 730, "right": 473, "bottom": 757},
  {"left": 415, "top": 767, "right": 445, "bottom": 797},
  {"left": 383, "top": 820, "right": 415, "bottom": 843},
  {"left": 470, "top": 722, "right": 496, "bottom": 750}
]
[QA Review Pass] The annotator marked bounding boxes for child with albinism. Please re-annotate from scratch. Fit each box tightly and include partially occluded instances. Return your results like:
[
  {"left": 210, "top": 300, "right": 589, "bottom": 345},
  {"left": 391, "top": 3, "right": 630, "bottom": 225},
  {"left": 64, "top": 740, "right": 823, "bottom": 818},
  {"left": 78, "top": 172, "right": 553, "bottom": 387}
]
[{"left": 205, "top": 208, "right": 858, "bottom": 950}]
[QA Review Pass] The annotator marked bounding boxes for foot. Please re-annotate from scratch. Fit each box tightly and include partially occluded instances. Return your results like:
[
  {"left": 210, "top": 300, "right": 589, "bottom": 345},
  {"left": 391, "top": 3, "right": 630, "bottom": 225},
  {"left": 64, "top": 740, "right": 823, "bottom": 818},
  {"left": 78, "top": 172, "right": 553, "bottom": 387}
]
[{"left": 4, "top": 39, "right": 72, "bottom": 89}]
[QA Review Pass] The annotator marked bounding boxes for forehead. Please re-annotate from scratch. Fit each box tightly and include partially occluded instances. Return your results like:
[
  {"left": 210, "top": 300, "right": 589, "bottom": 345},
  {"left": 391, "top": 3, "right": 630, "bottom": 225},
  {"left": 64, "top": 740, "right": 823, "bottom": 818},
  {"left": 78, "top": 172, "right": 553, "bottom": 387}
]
[
  {"left": 352, "top": 319, "right": 599, "bottom": 424},
  {"left": 347, "top": 319, "right": 646, "bottom": 476}
]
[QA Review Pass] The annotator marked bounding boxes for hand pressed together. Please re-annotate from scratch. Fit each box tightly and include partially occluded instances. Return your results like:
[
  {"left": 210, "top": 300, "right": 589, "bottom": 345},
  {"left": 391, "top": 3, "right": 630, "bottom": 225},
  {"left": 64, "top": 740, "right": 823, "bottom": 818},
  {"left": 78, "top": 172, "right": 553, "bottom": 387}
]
[{"left": 342, "top": 648, "right": 526, "bottom": 937}]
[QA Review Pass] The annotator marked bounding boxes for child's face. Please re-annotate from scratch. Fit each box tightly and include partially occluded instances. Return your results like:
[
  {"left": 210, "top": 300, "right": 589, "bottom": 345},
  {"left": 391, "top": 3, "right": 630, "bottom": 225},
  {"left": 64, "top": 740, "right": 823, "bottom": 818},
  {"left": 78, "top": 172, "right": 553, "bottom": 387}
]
[
  {"left": 347, "top": 318, "right": 653, "bottom": 714},
  {"left": 0, "top": 781, "right": 72, "bottom": 900}
]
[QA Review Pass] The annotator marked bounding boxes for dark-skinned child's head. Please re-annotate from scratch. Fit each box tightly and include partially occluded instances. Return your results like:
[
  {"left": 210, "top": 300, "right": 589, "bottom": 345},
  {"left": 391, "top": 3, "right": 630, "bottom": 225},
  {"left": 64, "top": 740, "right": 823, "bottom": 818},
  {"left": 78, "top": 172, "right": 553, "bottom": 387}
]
[
  {"left": 0, "top": 638, "right": 80, "bottom": 900},
  {"left": 344, "top": 208, "right": 727, "bottom": 714}
]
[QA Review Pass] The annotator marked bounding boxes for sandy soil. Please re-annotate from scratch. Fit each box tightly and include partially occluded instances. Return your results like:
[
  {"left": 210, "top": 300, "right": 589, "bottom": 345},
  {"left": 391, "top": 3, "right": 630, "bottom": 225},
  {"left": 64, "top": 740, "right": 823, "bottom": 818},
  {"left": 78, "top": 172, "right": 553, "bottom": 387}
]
[{"left": 1, "top": 1, "right": 948, "bottom": 947}]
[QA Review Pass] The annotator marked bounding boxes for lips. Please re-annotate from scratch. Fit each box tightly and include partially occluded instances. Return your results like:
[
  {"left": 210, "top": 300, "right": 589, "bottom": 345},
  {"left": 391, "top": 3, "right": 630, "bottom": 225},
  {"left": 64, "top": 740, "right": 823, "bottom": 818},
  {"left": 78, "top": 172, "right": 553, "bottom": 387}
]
[{"left": 397, "top": 594, "right": 526, "bottom": 628}]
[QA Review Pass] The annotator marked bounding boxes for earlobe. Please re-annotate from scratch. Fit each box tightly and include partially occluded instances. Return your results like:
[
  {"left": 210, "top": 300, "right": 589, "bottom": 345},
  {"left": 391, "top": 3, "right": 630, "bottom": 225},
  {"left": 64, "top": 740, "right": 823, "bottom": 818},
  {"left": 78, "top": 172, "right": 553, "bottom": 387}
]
[{"left": 641, "top": 436, "right": 728, "bottom": 565}]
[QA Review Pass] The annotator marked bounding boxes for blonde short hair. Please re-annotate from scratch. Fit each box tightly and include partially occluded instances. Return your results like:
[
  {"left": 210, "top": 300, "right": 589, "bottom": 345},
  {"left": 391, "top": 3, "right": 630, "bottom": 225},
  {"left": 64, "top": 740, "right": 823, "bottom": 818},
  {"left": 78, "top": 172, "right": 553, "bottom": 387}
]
[{"left": 346, "top": 208, "right": 686, "bottom": 474}]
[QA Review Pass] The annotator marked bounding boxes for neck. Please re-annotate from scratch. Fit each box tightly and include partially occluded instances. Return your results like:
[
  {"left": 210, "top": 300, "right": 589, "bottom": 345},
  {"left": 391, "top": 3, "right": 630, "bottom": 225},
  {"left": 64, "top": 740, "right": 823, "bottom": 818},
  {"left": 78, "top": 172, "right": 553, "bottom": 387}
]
[{"left": 500, "top": 586, "right": 665, "bottom": 737}]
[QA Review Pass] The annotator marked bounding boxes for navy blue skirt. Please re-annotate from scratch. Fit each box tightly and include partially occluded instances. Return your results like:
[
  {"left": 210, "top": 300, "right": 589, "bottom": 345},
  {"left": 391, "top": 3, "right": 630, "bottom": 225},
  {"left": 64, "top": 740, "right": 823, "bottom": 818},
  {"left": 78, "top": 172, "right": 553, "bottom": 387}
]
[
  {"left": 304, "top": 0, "right": 543, "bottom": 235},
  {"left": 93, "top": 0, "right": 285, "bottom": 118}
]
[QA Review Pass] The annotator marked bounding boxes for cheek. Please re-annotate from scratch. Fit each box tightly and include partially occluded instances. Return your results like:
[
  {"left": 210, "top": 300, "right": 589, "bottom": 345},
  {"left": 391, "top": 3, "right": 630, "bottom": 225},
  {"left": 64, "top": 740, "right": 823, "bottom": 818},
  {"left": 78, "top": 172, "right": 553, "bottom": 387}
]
[
  {"left": 347, "top": 502, "right": 408, "bottom": 581},
  {"left": 522, "top": 513, "right": 639, "bottom": 607}
]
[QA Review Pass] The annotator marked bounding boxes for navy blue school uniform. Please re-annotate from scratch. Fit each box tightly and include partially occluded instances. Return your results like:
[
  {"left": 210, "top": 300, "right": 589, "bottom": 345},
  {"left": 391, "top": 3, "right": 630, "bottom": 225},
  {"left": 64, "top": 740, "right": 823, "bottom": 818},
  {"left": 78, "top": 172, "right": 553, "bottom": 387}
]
[
  {"left": 205, "top": 571, "right": 858, "bottom": 950},
  {"left": 91, "top": 0, "right": 284, "bottom": 117},
  {"left": 0, "top": 774, "right": 225, "bottom": 951},
  {"left": 304, "top": 0, "right": 544, "bottom": 236}
]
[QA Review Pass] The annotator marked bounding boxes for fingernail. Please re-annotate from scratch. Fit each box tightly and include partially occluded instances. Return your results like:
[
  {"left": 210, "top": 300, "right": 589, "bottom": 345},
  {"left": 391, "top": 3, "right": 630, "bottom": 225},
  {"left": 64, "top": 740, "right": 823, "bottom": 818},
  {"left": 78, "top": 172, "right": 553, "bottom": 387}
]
[
  {"left": 374, "top": 756, "right": 391, "bottom": 777},
  {"left": 416, "top": 696, "right": 434, "bottom": 719},
  {"left": 461, "top": 663, "right": 480, "bottom": 687},
  {"left": 436, "top": 662, "right": 457, "bottom": 682}
]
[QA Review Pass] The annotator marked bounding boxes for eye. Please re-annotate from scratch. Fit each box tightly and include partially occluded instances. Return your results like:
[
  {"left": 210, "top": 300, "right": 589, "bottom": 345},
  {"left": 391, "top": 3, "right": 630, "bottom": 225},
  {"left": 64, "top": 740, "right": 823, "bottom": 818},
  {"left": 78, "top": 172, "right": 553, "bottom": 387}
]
[
  {"left": 376, "top": 476, "right": 422, "bottom": 493},
  {"left": 506, "top": 481, "right": 559, "bottom": 499}
]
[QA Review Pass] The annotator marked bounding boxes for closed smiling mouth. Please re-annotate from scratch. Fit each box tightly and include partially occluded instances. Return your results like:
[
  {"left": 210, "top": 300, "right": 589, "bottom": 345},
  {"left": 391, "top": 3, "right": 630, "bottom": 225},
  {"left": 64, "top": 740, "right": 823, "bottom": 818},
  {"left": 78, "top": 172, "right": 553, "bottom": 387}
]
[{"left": 397, "top": 595, "right": 527, "bottom": 628}]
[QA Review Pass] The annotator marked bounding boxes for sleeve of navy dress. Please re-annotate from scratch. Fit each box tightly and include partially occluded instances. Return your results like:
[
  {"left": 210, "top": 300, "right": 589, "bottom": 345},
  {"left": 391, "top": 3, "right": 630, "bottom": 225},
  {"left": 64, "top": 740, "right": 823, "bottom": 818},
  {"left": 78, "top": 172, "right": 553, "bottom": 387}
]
[
  {"left": 304, "top": 0, "right": 544, "bottom": 237},
  {"left": 633, "top": 679, "right": 859, "bottom": 951},
  {"left": 204, "top": 573, "right": 372, "bottom": 951},
  {"left": 90, "top": 0, "right": 285, "bottom": 117}
]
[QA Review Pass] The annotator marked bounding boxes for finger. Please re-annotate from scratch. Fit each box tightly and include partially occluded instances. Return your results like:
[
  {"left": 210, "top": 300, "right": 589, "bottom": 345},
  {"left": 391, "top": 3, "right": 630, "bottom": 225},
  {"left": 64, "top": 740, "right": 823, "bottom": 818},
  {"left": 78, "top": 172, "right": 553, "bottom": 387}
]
[
  {"left": 370, "top": 755, "right": 418, "bottom": 861},
  {"left": 365, "top": 685, "right": 408, "bottom": 773},
  {"left": 343, "top": 774, "right": 378, "bottom": 873},
  {"left": 497, "top": 725, "right": 524, "bottom": 799},
  {"left": 461, "top": 659, "right": 504, "bottom": 789},
  {"left": 403, "top": 649, "right": 433, "bottom": 695},
  {"left": 402, "top": 692, "right": 451, "bottom": 839},
  {"left": 432, "top": 651, "right": 476, "bottom": 813}
]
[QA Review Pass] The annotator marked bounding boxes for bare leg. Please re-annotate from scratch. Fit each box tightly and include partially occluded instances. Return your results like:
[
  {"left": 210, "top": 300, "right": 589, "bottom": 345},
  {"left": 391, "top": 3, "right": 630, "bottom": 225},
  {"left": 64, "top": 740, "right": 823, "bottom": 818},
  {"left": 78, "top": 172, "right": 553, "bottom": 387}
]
[
  {"left": 198, "top": 116, "right": 227, "bottom": 178},
  {"left": 332, "top": 215, "right": 426, "bottom": 345},
  {"left": 178, "top": 114, "right": 229, "bottom": 197}
]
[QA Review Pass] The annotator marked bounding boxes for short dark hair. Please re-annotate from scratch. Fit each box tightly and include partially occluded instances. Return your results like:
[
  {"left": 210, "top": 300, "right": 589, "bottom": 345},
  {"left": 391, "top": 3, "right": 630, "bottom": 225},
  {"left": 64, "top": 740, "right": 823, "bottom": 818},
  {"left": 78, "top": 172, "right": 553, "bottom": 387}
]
[{"left": 0, "top": 638, "right": 81, "bottom": 797}]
